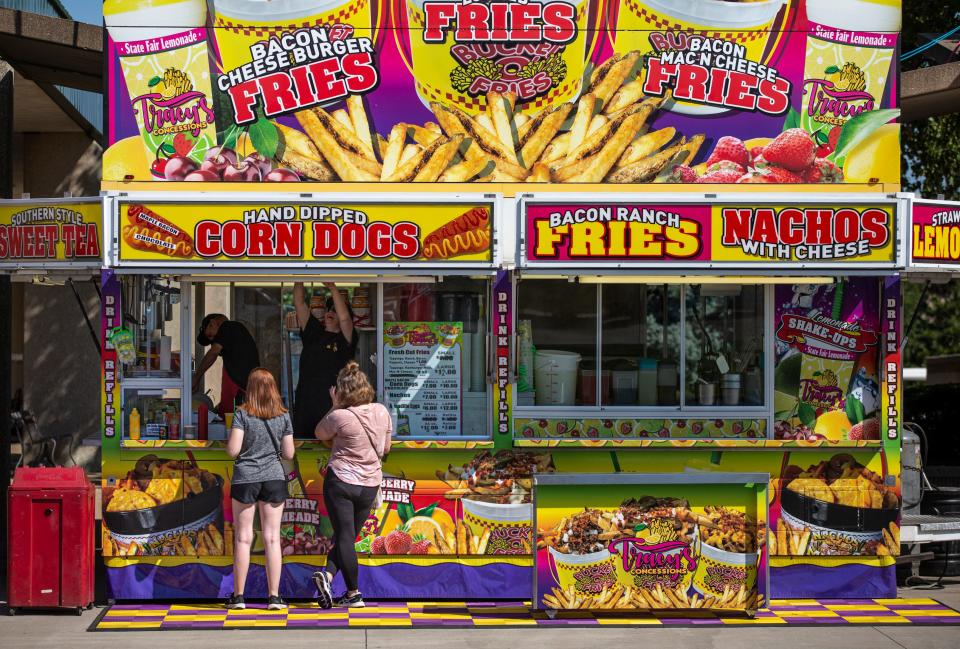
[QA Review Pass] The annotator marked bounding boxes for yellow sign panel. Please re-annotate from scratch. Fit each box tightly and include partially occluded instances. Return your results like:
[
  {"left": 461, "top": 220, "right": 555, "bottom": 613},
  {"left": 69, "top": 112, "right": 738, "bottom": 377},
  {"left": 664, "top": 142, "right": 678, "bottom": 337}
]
[
  {"left": 0, "top": 201, "right": 102, "bottom": 263},
  {"left": 116, "top": 201, "right": 492, "bottom": 263}
]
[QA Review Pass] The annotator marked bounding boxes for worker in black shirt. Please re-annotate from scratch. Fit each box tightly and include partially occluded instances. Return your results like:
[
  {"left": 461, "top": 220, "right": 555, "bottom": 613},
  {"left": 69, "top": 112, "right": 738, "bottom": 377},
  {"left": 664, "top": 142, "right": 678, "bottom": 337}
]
[
  {"left": 194, "top": 314, "right": 260, "bottom": 416},
  {"left": 292, "top": 282, "right": 358, "bottom": 438}
]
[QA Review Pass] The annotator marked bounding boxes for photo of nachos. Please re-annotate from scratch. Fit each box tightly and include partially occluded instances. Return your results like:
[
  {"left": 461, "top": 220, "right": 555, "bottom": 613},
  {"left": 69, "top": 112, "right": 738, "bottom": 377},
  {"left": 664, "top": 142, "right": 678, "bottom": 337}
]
[{"left": 275, "top": 52, "right": 703, "bottom": 184}]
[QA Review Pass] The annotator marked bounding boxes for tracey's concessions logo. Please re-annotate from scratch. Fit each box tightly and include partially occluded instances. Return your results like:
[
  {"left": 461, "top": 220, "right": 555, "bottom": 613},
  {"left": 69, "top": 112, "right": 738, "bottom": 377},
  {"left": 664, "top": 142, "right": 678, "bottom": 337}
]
[
  {"left": 132, "top": 68, "right": 215, "bottom": 138},
  {"left": 218, "top": 24, "right": 378, "bottom": 124},
  {"left": 804, "top": 63, "right": 874, "bottom": 127},
  {"left": 642, "top": 33, "right": 791, "bottom": 115},
  {"left": 531, "top": 205, "right": 702, "bottom": 260},
  {"left": 721, "top": 207, "right": 890, "bottom": 261},
  {"left": 607, "top": 537, "right": 697, "bottom": 577},
  {"left": 421, "top": 0, "right": 578, "bottom": 101}
]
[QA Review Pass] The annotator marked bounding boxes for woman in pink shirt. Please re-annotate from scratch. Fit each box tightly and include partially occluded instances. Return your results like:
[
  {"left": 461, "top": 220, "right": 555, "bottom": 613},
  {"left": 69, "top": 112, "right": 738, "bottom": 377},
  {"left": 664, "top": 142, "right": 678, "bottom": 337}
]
[{"left": 313, "top": 361, "right": 391, "bottom": 609}]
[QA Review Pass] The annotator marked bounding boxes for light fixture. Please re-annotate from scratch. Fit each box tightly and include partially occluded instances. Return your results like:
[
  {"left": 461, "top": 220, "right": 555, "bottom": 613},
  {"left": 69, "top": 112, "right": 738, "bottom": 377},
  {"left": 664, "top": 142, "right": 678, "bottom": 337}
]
[{"left": 576, "top": 275, "right": 837, "bottom": 285}]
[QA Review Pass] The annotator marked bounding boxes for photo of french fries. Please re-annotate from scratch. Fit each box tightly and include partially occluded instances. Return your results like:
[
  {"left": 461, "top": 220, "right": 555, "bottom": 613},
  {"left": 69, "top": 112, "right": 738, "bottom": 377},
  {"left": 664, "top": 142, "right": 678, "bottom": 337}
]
[
  {"left": 541, "top": 582, "right": 762, "bottom": 612},
  {"left": 106, "top": 521, "right": 226, "bottom": 557},
  {"left": 282, "top": 51, "right": 703, "bottom": 184},
  {"left": 768, "top": 517, "right": 812, "bottom": 557}
]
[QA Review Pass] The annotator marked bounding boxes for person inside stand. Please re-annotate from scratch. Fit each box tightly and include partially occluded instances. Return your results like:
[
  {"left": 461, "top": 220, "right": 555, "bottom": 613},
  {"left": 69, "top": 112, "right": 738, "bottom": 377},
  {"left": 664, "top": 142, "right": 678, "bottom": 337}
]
[
  {"left": 292, "top": 282, "right": 358, "bottom": 437},
  {"left": 193, "top": 314, "right": 260, "bottom": 416}
]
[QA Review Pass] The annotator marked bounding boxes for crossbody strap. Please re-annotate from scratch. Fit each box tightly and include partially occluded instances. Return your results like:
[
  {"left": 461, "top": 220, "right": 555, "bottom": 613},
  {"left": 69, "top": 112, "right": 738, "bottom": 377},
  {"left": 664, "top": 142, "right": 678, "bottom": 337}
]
[
  {"left": 347, "top": 408, "right": 383, "bottom": 460},
  {"left": 262, "top": 416, "right": 284, "bottom": 464}
]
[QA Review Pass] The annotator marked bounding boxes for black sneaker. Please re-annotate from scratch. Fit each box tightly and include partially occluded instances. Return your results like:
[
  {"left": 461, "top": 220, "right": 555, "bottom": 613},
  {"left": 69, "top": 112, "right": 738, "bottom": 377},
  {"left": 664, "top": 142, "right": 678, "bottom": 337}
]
[
  {"left": 334, "top": 592, "right": 365, "bottom": 608},
  {"left": 267, "top": 595, "right": 287, "bottom": 610},
  {"left": 226, "top": 593, "right": 245, "bottom": 610},
  {"left": 313, "top": 571, "right": 333, "bottom": 609}
]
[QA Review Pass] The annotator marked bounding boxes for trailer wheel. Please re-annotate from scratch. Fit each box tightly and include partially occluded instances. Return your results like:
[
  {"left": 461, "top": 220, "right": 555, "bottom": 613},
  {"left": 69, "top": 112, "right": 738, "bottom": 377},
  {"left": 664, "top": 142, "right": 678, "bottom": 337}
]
[
  {"left": 76, "top": 607, "right": 84, "bottom": 616},
  {"left": 7, "top": 608, "right": 16, "bottom": 616}
]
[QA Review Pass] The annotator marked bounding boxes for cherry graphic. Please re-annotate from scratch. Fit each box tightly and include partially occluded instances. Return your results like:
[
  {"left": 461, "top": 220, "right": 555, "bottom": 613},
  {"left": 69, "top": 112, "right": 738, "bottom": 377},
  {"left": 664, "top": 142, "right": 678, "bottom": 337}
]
[{"left": 150, "top": 158, "right": 168, "bottom": 179}]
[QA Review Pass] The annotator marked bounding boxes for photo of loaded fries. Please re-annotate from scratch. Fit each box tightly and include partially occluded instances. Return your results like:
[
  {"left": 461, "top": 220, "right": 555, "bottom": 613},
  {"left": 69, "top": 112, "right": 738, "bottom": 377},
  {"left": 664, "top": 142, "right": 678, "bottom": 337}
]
[
  {"left": 438, "top": 450, "right": 554, "bottom": 554},
  {"left": 774, "top": 453, "right": 900, "bottom": 556},
  {"left": 272, "top": 51, "right": 704, "bottom": 184},
  {"left": 103, "top": 455, "right": 228, "bottom": 557}
]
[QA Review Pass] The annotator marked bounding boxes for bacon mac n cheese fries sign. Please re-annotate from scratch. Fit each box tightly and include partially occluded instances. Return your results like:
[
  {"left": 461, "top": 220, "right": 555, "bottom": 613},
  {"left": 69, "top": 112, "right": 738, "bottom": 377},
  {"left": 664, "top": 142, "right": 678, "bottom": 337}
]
[
  {"left": 524, "top": 202, "right": 895, "bottom": 265},
  {"left": 0, "top": 201, "right": 102, "bottom": 265},
  {"left": 115, "top": 201, "right": 492, "bottom": 264}
]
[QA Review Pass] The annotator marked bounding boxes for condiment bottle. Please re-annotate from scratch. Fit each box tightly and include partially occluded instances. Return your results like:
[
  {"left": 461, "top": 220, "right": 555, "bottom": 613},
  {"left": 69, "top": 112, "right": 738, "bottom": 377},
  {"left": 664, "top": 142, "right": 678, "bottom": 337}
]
[{"left": 128, "top": 407, "right": 141, "bottom": 441}]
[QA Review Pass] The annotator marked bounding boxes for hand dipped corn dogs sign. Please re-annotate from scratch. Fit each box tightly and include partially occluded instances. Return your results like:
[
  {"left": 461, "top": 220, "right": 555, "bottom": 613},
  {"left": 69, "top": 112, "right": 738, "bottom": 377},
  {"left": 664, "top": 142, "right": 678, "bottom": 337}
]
[
  {"left": 114, "top": 200, "right": 493, "bottom": 264},
  {"left": 523, "top": 201, "right": 896, "bottom": 265},
  {"left": 0, "top": 201, "right": 102, "bottom": 266},
  {"left": 103, "top": 0, "right": 901, "bottom": 187}
]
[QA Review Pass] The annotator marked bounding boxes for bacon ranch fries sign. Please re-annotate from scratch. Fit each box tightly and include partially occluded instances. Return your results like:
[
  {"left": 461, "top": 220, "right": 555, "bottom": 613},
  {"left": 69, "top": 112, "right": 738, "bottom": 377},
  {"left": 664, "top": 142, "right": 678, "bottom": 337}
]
[
  {"left": 0, "top": 201, "right": 101, "bottom": 264},
  {"left": 104, "top": 1, "right": 901, "bottom": 187},
  {"left": 115, "top": 201, "right": 492, "bottom": 264},
  {"left": 524, "top": 203, "right": 895, "bottom": 265},
  {"left": 912, "top": 201, "right": 960, "bottom": 265}
]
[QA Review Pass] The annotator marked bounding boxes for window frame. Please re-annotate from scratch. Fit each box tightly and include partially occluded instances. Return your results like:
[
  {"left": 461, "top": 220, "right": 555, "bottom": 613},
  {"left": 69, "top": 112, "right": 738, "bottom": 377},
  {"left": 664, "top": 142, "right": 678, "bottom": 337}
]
[{"left": 512, "top": 279, "right": 773, "bottom": 421}]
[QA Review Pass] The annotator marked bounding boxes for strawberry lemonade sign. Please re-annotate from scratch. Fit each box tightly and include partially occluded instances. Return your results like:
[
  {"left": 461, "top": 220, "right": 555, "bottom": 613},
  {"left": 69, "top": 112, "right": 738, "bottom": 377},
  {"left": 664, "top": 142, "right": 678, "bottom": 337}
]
[
  {"left": 523, "top": 202, "right": 895, "bottom": 265},
  {"left": 912, "top": 200, "right": 960, "bottom": 265},
  {"left": 104, "top": 1, "right": 901, "bottom": 186},
  {"left": 114, "top": 200, "right": 493, "bottom": 264}
]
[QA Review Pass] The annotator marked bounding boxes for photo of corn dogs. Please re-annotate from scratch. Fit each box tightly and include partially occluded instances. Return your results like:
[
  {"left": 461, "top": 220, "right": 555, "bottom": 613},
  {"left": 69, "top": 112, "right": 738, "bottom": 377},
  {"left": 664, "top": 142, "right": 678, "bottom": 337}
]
[{"left": 123, "top": 204, "right": 194, "bottom": 258}]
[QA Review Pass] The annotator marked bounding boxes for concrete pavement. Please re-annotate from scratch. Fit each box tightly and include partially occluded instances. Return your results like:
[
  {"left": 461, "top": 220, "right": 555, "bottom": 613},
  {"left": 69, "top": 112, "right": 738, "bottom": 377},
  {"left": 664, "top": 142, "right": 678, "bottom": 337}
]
[{"left": 1, "top": 580, "right": 958, "bottom": 649}]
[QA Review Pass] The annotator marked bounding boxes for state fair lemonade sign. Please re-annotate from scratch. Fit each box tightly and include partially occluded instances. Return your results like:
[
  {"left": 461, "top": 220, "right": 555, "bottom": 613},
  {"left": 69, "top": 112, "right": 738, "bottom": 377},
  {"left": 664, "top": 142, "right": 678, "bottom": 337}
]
[
  {"left": 912, "top": 202, "right": 960, "bottom": 264},
  {"left": 525, "top": 203, "right": 894, "bottom": 264},
  {"left": 0, "top": 202, "right": 101, "bottom": 263},
  {"left": 116, "top": 201, "right": 492, "bottom": 263}
]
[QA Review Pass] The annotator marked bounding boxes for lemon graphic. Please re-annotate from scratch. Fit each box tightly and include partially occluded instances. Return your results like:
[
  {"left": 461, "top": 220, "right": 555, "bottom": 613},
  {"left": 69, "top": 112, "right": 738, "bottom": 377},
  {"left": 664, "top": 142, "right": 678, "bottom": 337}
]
[
  {"left": 843, "top": 123, "right": 900, "bottom": 183},
  {"left": 102, "top": 135, "right": 150, "bottom": 181},
  {"left": 813, "top": 409, "right": 853, "bottom": 442}
]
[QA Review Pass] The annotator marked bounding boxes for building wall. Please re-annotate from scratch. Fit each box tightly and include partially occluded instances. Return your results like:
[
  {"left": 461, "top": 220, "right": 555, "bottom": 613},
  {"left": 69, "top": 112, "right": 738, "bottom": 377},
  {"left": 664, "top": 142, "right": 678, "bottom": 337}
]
[{"left": 19, "top": 132, "right": 101, "bottom": 197}]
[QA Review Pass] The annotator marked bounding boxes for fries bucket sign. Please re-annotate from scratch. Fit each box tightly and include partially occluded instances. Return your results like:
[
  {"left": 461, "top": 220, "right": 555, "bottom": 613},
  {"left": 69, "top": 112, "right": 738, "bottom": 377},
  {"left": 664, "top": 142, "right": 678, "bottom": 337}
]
[
  {"left": 523, "top": 202, "right": 896, "bottom": 265},
  {"left": 114, "top": 200, "right": 493, "bottom": 264},
  {"left": 104, "top": 1, "right": 900, "bottom": 187},
  {"left": 534, "top": 475, "right": 768, "bottom": 612}
]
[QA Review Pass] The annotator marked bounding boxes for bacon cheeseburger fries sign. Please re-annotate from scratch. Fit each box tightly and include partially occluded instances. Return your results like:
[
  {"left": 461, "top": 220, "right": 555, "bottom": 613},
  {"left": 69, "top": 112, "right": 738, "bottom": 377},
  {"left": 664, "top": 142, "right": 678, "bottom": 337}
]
[
  {"left": 115, "top": 201, "right": 492, "bottom": 264},
  {"left": 0, "top": 201, "right": 102, "bottom": 265},
  {"left": 912, "top": 200, "right": 960, "bottom": 265},
  {"left": 523, "top": 202, "right": 895, "bottom": 265}
]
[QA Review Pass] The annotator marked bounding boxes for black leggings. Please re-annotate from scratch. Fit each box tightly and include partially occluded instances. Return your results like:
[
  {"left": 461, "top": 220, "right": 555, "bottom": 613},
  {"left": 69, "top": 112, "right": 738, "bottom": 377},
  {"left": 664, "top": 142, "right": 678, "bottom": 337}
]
[{"left": 323, "top": 469, "right": 378, "bottom": 592}]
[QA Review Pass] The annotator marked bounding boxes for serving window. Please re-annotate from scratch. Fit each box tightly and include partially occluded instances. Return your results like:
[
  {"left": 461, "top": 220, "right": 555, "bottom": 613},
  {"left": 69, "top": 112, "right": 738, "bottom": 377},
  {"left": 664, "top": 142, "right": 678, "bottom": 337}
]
[{"left": 515, "top": 279, "right": 769, "bottom": 415}]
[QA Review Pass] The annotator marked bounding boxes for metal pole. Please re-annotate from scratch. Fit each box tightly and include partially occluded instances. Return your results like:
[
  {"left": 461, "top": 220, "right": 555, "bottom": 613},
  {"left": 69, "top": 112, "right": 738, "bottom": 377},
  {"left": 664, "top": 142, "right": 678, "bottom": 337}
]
[
  {"left": 0, "top": 60, "right": 13, "bottom": 596},
  {"left": 68, "top": 278, "right": 101, "bottom": 355}
]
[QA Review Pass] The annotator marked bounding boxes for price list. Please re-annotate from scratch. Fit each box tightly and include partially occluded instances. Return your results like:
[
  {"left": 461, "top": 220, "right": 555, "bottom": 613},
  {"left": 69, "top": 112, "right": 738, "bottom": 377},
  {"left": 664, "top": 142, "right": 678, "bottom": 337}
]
[{"left": 383, "top": 322, "right": 462, "bottom": 436}]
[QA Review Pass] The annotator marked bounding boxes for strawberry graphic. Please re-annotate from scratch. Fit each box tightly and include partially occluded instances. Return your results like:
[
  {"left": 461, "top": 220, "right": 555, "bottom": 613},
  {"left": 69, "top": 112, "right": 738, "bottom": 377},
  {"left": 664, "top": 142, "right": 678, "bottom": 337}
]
[
  {"left": 848, "top": 419, "right": 880, "bottom": 441},
  {"left": 828, "top": 126, "right": 842, "bottom": 151},
  {"left": 384, "top": 526, "right": 413, "bottom": 554},
  {"left": 749, "top": 145, "right": 766, "bottom": 162},
  {"left": 697, "top": 169, "right": 743, "bottom": 184},
  {"left": 667, "top": 164, "right": 698, "bottom": 183},
  {"left": 172, "top": 133, "right": 194, "bottom": 158},
  {"left": 706, "top": 160, "right": 745, "bottom": 175},
  {"left": 409, "top": 534, "right": 431, "bottom": 555},
  {"left": 803, "top": 158, "right": 844, "bottom": 183},
  {"left": 764, "top": 128, "right": 816, "bottom": 172},
  {"left": 705, "top": 136, "right": 750, "bottom": 169},
  {"left": 371, "top": 536, "right": 387, "bottom": 555},
  {"left": 737, "top": 166, "right": 803, "bottom": 184}
]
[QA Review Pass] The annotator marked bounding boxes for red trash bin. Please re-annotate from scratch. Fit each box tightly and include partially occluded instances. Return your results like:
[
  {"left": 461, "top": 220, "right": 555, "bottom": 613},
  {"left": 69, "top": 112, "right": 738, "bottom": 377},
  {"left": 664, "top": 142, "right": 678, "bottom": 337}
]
[{"left": 7, "top": 466, "right": 95, "bottom": 615}]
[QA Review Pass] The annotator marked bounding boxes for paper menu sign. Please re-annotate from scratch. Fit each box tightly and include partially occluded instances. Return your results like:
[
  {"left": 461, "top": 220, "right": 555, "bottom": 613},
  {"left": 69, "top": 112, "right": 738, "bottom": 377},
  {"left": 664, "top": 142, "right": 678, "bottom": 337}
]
[{"left": 383, "top": 322, "right": 463, "bottom": 437}]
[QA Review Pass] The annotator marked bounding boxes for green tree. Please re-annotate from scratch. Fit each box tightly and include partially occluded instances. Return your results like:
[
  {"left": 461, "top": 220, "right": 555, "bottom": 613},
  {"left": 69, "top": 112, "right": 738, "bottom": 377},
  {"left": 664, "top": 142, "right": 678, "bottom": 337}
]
[{"left": 901, "top": 2, "right": 960, "bottom": 365}]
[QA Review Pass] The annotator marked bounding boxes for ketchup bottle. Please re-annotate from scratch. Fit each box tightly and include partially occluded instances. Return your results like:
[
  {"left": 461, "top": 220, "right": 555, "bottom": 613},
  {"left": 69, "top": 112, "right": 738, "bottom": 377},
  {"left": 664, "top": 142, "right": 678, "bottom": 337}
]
[{"left": 198, "top": 403, "right": 208, "bottom": 441}]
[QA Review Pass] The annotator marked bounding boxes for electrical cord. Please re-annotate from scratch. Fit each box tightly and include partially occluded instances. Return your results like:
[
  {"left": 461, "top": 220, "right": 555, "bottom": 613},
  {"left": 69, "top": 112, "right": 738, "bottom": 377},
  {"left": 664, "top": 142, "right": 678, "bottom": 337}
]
[{"left": 901, "top": 24, "right": 960, "bottom": 61}]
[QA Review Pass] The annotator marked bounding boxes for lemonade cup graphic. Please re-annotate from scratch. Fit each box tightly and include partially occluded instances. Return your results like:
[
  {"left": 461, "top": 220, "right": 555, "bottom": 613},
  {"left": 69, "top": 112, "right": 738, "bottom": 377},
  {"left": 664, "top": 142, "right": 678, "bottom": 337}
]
[
  {"left": 612, "top": 0, "right": 787, "bottom": 115},
  {"left": 461, "top": 498, "right": 532, "bottom": 555},
  {"left": 692, "top": 536, "right": 758, "bottom": 602},
  {"left": 212, "top": 0, "right": 374, "bottom": 73},
  {"left": 547, "top": 546, "right": 617, "bottom": 597},
  {"left": 405, "top": 0, "right": 592, "bottom": 115},
  {"left": 104, "top": 0, "right": 218, "bottom": 172}
]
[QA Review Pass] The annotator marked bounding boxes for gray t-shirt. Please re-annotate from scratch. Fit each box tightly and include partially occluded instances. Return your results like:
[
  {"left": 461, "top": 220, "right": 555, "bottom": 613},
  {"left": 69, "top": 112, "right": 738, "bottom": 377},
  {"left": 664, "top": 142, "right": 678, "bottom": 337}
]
[{"left": 231, "top": 408, "right": 293, "bottom": 484}]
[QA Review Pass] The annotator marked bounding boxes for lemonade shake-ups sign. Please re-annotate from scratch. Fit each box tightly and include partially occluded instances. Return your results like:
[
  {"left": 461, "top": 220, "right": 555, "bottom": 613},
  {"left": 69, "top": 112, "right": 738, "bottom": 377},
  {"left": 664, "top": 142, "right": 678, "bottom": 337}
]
[
  {"left": 115, "top": 201, "right": 492, "bottom": 263},
  {"left": 0, "top": 201, "right": 102, "bottom": 263},
  {"left": 524, "top": 202, "right": 895, "bottom": 264}
]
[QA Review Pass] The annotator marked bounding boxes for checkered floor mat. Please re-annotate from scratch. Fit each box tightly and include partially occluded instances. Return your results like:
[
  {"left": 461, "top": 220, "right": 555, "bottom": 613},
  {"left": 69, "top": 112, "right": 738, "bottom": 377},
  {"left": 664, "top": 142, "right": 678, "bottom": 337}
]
[{"left": 89, "top": 598, "right": 960, "bottom": 630}]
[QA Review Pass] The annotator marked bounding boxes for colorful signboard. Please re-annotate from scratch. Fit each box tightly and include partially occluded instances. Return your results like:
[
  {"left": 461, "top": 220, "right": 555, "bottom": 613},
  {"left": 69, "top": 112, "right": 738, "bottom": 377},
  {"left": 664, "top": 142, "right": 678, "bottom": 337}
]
[
  {"left": 523, "top": 201, "right": 896, "bottom": 265},
  {"left": 103, "top": 1, "right": 901, "bottom": 187},
  {"left": 0, "top": 200, "right": 102, "bottom": 266},
  {"left": 112, "top": 200, "right": 493, "bottom": 264},
  {"left": 911, "top": 200, "right": 960, "bottom": 265},
  {"left": 534, "top": 473, "right": 768, "bottom": 611}
]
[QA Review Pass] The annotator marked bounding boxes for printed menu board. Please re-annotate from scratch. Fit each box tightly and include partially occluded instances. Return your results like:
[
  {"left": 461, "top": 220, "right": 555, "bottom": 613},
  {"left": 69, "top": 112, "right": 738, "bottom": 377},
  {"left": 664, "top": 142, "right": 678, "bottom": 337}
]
[{"left": 383, "top": 321, "right": 463, "bottom": 436}]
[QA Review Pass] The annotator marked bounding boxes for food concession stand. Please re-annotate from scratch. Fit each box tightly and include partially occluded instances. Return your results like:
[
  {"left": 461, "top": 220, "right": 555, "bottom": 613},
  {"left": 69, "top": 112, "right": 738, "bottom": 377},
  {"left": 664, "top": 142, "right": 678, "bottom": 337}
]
[{"left": 97, "top": 0, "right": 908, "bottom": 616}]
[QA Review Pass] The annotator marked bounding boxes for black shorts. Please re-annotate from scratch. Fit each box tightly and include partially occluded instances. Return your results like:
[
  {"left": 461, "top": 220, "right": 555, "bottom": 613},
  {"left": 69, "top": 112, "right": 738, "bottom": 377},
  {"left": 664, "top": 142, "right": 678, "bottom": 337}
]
[{"left": 231, "top": 480, "right": 287, "bottom": 504}]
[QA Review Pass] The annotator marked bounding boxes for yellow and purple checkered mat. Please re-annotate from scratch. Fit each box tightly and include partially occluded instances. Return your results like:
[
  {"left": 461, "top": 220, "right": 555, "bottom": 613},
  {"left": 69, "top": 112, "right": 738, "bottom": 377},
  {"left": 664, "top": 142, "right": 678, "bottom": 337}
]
[{"left": 90, "top": 598, "right": 960, "bottom": 630}]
